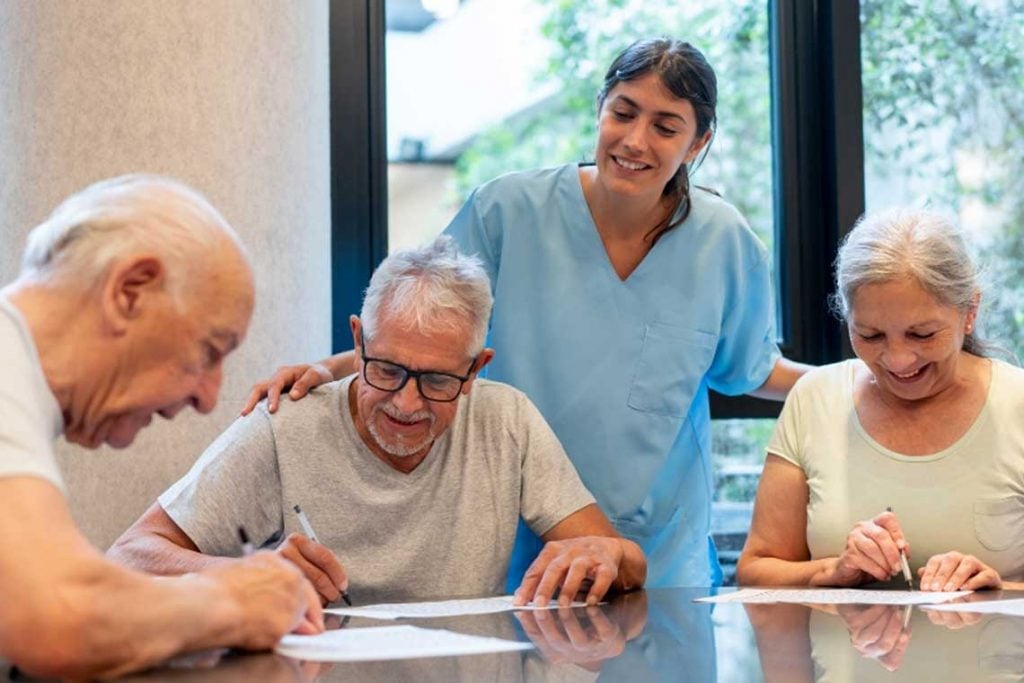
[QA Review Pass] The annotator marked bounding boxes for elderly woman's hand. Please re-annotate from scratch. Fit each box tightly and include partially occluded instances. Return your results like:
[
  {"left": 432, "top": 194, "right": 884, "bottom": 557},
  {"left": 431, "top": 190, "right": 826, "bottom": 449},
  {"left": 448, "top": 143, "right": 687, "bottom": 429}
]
[
  {"left": 917, "top": 552, "right": 1001, "bottom": 592},
  {"left": 824, "top": 510, "right": 911, "bottom": 586},
  {"left": 835, "top": 604, "right": 912, "bottom": 672}
]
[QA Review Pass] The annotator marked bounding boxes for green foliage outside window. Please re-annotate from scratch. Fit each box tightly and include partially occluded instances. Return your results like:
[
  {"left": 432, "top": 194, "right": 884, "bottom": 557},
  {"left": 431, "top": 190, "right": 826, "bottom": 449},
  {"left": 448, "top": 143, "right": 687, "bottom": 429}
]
[{"left": 861, "top": 0, "right": 1024, "bottom": 362}]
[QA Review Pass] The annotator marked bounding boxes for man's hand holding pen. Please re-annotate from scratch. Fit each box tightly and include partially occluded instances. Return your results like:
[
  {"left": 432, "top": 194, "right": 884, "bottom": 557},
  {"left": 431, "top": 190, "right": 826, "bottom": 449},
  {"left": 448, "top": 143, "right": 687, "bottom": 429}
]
[{"left": 276, "top": 532, "right": 350, "bottom": 607}]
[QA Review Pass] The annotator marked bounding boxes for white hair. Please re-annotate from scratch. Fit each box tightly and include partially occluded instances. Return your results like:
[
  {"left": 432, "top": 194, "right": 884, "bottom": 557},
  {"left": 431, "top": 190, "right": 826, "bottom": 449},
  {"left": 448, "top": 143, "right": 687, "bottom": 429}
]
[
  {"left": 831, "top": 206, "right": 988, "bottom": 356},
  {"left": 20, "top": 174, "right": 247, "bottom": 302},
  {"left": 361, "top": 235, "right": 493, "bottom": 356}
]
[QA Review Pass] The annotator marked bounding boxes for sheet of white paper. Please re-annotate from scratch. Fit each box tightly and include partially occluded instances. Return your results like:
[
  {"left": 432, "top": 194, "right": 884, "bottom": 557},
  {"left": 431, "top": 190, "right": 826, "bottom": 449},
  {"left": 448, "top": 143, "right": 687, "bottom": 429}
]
[
  {"left": 695, "top": 588, "right": 972, "bottom": 605},
  {"left": 325, "top": 595, "right": 591, "bottom": 620},
  {"left": 924, "top": 597, "right": 1024, "bottom": 615},
  {"left": 275, "top": 625, "right": 532, "bottom": 661}
]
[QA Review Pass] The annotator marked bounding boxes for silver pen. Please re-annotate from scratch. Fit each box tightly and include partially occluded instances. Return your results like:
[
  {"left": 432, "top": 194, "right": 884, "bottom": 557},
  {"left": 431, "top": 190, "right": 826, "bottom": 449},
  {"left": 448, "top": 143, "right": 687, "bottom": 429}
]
[
  {"left": 293, "top": 504, "right": 352, "bottom": 606},
  {"left": 293, "top": 504, "right": 320, "bottom": 543},
  {"left": 886, "top": 506, "right": 914, "bottom": 590},
  {"left": 901, "top": 604, "right": 913, "bottom": 630}
]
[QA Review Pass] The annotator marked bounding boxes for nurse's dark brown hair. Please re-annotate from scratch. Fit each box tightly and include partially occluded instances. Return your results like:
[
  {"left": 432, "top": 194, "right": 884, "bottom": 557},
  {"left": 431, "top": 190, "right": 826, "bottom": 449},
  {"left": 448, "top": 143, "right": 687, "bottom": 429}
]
[{"left": 598, "top": 38, "right": 718, "bottom": 244}]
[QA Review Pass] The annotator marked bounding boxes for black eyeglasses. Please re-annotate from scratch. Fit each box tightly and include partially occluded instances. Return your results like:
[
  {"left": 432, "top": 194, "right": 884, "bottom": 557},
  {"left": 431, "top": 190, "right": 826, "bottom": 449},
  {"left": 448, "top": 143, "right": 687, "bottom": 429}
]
[{"left": 360, "top": 349, "right": 476, "bottom": 403}]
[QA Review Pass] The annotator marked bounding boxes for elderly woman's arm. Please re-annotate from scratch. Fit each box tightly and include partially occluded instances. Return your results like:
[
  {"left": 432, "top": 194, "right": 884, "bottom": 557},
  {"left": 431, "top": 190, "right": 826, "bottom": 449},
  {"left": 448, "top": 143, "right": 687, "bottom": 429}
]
[
  {"left": 738, "top": 456, "right": 912, "bottom": 587},
  {"left": 738, "top": 455, "right": 877, "bottom": 587},
  {"left": 736, "top": 455, "right": 831, "bottom": 585}
]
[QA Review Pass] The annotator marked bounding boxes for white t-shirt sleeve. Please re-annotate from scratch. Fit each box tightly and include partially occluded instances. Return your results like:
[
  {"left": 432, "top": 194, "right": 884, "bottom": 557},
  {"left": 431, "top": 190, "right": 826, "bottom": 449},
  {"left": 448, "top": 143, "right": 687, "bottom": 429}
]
[
  {"left": 0, "top": 301, "right": 65, "bottom": 491},
  {"left": 766, "top": 372, "right": 810, "bottom": 470},
  {"left": 0, "top": 375, "right": 64, "bottom": 489}
]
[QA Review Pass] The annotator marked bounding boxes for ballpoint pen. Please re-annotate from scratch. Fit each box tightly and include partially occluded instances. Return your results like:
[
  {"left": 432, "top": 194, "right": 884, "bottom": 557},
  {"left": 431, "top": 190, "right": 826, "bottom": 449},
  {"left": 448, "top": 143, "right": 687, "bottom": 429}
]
[
  {"left": 238, "top": 526, "right": 255, "bottom": 556},
  {"left": 886, "top": 506, "right": 914, "bottom": 590},
  {"left": 901, "top": 603, "right": 913, "bottom": 630},
  {"left": 293, "top": 504, "right": 352, "bottom": 606}
]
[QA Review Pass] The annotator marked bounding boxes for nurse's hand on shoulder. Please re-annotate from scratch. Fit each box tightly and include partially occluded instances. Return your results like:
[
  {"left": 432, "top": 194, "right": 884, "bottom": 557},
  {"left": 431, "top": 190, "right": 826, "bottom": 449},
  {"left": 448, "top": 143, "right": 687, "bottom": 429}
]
[
  {"left": 276, "top": 533, "right": 350, "bottom": 606},
  {"left": 513, "top": 536, "right": 625, "bottom": 607},
  {"left": 917, "top": 551, "right": 1001, "bottom": 591},
  {"left": 242, "top": 363, "right": 334, "bottom": 416},
  {"left": 821, "top": 510, "right": 911, "bottom": 586}
]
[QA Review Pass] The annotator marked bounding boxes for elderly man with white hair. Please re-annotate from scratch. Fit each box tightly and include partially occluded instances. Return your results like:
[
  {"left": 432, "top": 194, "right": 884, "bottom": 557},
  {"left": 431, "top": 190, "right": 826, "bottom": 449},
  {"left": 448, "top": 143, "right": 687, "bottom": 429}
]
[
  {"left": 111, "top": 236, "right": 647, "bottom": 608},
  {"left": 0, "top": 175, "right": 321, "bottom": 679}
]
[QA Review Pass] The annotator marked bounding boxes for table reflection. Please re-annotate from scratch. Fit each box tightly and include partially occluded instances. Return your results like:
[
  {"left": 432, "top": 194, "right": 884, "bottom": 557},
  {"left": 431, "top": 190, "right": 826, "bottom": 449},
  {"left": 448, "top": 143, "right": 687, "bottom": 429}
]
[
  {"left": 747, "top": 592, "right": 1024, "bottom": 683},
  {"left": 63, "top": 588, "right": 1024, "bottom": 681}
]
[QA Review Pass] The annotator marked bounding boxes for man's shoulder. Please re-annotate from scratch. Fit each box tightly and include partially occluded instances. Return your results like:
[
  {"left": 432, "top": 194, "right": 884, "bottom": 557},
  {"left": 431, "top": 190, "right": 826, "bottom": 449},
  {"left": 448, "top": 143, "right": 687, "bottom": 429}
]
[
  {"left": 256, "top": 376, "right": 350, "bottom": 428},
  {"left": 0, "top": 298, "right": 34, "bottom": 375},
  {"left": 464, "top": 378, "right": 529, "bottom": 402},
  {"left": 457, "top": 379, "right": 535, "bottom": 428}
]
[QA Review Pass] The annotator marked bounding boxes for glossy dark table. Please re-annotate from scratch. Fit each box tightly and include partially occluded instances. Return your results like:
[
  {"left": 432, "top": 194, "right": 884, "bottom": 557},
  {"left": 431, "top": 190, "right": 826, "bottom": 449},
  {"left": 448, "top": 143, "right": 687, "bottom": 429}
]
[{"left": 12, "top": 588, "right": 1024, "bottom": 681}]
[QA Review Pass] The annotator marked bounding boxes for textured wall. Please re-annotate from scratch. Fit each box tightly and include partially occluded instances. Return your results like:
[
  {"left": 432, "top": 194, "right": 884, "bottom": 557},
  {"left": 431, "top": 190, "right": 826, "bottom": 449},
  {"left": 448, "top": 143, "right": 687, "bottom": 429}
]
[{"left": 0, "top": 1, "right": 332, "bottom": 548}]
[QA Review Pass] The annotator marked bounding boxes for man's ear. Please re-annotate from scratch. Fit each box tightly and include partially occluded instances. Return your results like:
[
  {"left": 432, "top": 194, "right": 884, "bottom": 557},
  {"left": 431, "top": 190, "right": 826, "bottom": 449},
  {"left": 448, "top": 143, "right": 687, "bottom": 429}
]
[
  {"left": 463, "top": 348, "right": 495, "bottom": 394},
  {"left": 101, "top": 256, "right": 165, "bottom": 334},
  {"left": 350, "top": 315, "right": 363, "bottom": 352}
]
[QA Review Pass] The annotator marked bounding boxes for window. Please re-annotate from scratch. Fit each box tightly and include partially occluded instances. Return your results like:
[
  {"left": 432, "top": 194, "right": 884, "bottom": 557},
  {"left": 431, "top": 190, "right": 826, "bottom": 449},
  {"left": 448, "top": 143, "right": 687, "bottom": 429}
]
[{"left": 330, "top": 0, "right": 860, "bottom": 583}]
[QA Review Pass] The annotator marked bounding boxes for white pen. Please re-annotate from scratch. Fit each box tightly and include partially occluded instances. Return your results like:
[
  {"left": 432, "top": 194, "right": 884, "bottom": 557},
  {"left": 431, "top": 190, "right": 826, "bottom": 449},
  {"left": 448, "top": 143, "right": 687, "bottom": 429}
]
[{"left": 293, "top": 504, "right": 351, "bottom": 606}]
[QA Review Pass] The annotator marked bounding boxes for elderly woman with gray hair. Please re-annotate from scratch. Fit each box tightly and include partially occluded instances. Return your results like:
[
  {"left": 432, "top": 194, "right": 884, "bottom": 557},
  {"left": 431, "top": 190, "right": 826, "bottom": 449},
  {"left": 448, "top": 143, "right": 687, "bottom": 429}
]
[{"left": 737, "top": 207, "right": 1024, "bottom": 592}]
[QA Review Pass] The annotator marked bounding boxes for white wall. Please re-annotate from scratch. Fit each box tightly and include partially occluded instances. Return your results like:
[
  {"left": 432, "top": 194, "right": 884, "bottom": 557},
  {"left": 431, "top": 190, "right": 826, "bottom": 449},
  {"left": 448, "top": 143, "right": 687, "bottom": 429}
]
[{"left": 0, "top": 0, "right": 332, "bottom": 548}]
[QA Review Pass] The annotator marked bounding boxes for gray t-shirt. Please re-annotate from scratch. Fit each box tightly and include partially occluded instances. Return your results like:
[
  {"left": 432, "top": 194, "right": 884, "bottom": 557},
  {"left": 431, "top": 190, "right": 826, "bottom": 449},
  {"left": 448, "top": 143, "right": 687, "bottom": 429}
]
[
  {"left": 160, "top": 376, "right": 595, "bottom": 603},
  {"left": 0, "top": 294, "right": 64, "bottom": 490}
]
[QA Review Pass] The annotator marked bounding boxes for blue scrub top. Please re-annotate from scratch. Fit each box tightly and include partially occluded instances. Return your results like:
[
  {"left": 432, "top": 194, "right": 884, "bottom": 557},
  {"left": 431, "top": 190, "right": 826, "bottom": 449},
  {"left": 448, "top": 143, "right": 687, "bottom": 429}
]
[{"left": 445, "top": 164, "right": 780, "bottom": 587}]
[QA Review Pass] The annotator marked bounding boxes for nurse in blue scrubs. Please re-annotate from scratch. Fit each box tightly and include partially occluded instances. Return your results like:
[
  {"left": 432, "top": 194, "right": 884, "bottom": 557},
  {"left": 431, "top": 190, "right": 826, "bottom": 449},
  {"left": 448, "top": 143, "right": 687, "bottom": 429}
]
[{"left": 244, "top": 38, "right": 810, "bottom": 588}]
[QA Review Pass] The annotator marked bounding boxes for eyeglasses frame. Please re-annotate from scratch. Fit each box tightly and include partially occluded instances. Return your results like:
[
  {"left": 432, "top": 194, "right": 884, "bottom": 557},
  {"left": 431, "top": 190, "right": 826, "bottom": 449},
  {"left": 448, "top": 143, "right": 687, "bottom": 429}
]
[{"left": 358, "top": 347, "right": 478, "bottom": 403}]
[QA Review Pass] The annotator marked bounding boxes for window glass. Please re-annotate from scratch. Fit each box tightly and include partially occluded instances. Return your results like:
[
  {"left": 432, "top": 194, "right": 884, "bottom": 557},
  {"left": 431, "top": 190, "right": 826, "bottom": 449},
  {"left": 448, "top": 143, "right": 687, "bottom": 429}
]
[
  {"left": 861, "top": 0, "right": 1024, "bottom": 359},
  {"left": 711, "top": 418, "right": 775, "bottom": 584},
  {"left": 386, "top": 0, "right": 778, "bottom": 583}
]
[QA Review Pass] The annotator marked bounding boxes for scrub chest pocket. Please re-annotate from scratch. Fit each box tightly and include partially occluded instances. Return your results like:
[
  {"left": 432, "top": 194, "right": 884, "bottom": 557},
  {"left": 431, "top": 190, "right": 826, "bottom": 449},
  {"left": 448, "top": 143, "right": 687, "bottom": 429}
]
[{"left": 627, "top": 323, "right": 717, "bottom": 417}]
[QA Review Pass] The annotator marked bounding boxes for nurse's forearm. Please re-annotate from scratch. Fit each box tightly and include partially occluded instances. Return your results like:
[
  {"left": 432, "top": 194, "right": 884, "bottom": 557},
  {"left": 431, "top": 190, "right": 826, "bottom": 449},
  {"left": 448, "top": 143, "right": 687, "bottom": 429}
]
[
  {"left": 747, "top": 357, "right": 814, "bottom": 401},
  {"left": 323, "top": 351, "right": 357, "bottom": 380}
]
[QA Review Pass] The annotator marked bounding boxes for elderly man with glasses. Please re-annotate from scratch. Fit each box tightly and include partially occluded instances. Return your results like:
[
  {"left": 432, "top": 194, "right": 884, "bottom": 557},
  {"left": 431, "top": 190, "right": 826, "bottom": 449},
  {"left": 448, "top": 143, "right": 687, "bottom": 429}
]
[{"left": 110, "top": 236, "right": 646, "bottom": 607}]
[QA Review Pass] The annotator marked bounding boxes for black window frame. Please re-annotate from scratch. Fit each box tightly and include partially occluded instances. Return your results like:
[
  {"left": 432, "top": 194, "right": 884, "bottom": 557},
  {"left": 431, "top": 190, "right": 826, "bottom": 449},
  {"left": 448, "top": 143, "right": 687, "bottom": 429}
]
[{"left": 330, "top": 0, "right": 865, "bottom": 417}]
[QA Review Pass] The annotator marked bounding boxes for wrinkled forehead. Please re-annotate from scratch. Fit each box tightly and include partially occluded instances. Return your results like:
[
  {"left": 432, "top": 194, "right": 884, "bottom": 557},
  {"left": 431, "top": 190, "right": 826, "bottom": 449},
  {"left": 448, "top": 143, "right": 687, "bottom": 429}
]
[{"left": 848, "top": 276, "right": 964, "bottom": 321}]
